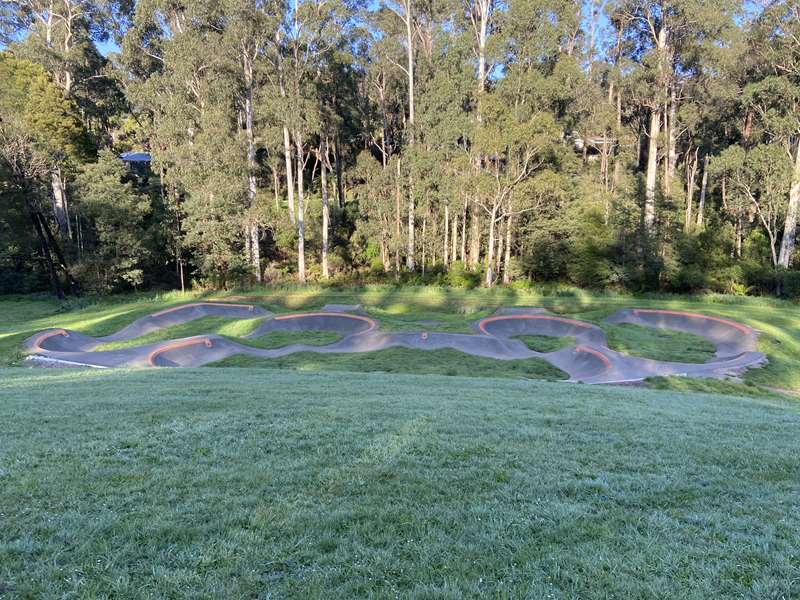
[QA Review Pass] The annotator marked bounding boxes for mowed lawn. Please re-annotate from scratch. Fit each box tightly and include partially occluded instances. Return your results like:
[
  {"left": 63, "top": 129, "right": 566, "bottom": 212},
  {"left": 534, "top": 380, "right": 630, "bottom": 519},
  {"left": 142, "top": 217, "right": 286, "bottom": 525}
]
[{"left": 1, "top": 367, "right": 799, "bottom": 598}]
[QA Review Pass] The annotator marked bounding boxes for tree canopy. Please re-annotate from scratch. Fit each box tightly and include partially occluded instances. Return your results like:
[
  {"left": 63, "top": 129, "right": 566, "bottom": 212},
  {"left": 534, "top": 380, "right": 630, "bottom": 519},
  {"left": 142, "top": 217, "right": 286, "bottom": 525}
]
[{"left": 2, "top": 0, "right": 800, "bottom": 297}]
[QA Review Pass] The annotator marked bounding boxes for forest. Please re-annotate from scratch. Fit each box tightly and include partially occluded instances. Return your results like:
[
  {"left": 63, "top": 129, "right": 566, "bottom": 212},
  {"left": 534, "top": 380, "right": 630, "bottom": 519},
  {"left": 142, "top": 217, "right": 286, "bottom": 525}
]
[{"left": 1, "top": 0, "right": 799, "bottom": 297}]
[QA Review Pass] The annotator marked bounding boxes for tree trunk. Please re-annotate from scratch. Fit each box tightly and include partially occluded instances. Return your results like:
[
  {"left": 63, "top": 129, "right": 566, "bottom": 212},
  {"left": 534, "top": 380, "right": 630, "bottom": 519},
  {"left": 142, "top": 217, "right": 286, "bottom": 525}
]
[
  {"left": 335, "top": 134, "right": 345, "bottom": 208},
  {"left": 248, "top": 222, "right": 260, "bottom": 281},
  {"left": 395, "top": 158, "right": 401, "bottom": 274},
  {"left": 461, "top": 197, "right": 467, "bottom": 261},
  {"left": 39, "top": 208, "right": 79, "bottom": 295},
  {"left": 736, "top": 216, "right": 742, "bottom": 258},
  {"left": 685, "top": 147, "right": 698, "bottom": 232},
  {"left": 697, "top": 154, "right": 709, "bottom": 229},
  {"left": 451, "top": 214, "right": 458, "bottom": 265},
  {"left": 50, "top": 166, "right": 71, "bottom": 237},
  {"left": 469, "top": 202, "right": 481, "bottom": 267},
  {"left": 665, "top": 86, "right": 678, "bottom": 197},
  {"left": 485, "top": 206, "right": 498, "bottom": 286},
  {"left": 404, "top": 0, "right": 416, "bottom": 271},
  {"left": 502, "top": 214, "right": 512, "bottom": 284},
  {"left": 476, "top": 0, "right": 489, "bottom": 96},
  {"left": 421, "top": 216, "right": 426, "bottom": 274},
  {"left": 243, "top": 56, "right": 261, "bottom": 282},
  {"left": 32, "top": 210, "right": 63, "bottom": 299},
  {"left": 406, "top": 174, "right": 415, "bottom": 270},
  {"left": 380, "top": 235, "right": 389, "bottom": 272},
  {"left": 283, "top": 127, "right": 295, "bottom": 224},
  {"left": 76, "top": 212, "right": 83, "bottom": 256},
  {"left": 443, "top": 203, "right": 449, "bottom": 266},
  {"left": 62, "top": 10, "right": 74, "bottom": 95},
  {"left": 644, "top": 25, "right": 667, "bottom": 233},
  {"left": 295, "top": 131, "right": 305, "bottom": 283},
  {"left": 405, "top": 0, "right": 415, "bottom": 127},
  {"left": 644, "top": 106, "right": 660, "bottom": 233},
  {"left": 495, "top": 218, "right": 504, "bottom": 278},
  {"left": 276, "top": 33, "right": 296, "bottom": 225},
  {"left": 320, "top": 139, "right": 330, "bottom": 279},
  {"left": 612, "top": 90, "right": 623, "bottom": 191},
  {"left": 778, "top": 141, "right": 800, "bottom": 268}
]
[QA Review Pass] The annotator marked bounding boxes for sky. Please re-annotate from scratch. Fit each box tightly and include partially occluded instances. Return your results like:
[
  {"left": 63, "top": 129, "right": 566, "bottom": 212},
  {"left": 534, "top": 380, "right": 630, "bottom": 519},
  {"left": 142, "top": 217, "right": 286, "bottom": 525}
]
[{"left": 96, "top": 39, "right": 121, "bottom": 56}]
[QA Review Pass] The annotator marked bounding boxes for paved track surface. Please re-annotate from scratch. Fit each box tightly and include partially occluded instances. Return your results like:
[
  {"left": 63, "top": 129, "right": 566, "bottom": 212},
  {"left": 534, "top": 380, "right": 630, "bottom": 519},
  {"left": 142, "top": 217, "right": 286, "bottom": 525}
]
[{"left": 24, "top": 302, "right": 767, "bottom": 384}]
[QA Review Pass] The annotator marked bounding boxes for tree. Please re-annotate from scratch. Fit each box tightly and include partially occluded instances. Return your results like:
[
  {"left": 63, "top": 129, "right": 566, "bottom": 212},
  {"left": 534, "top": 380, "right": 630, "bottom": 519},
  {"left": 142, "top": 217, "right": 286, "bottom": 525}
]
[
  {"left": 612, "top": 0, "right": 735, "bottom": 234},
  {"left": 382, "top": 0, "right": 417, "bottom": 270},
  {"left": 73, "top": 149, "right": 151, "bottom": 290},
  {"left": 0, "top": 53, "right": 86, "bottom": 296},
  {"left": 713, "top": 144, "right": 792, "bottom": 268}
]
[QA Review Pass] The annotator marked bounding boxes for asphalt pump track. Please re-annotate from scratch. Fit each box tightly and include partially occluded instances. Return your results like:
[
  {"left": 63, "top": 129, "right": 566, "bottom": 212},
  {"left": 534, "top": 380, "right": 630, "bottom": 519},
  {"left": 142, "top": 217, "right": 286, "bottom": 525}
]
[{"left": 24, "top": 302, "right": 767, "bottom": 384}]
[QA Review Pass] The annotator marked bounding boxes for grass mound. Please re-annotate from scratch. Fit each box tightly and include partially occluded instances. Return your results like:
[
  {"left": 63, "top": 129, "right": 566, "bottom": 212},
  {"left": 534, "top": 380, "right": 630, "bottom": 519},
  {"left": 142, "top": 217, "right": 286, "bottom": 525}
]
[
  {"left": 603, "top": 323, "right": 716, "bottom": 363},
  {"left": 95, "top": 317, "right": 343, "bottom": 351},
  {"left": 513, "top": 334, "right": 576, "bottom": 352},
  {"left": 95, "top": 316, "right": 266, "bottom": 350},
  {"left": 242, "top": 330, "right": 342, "bottom": 349},
  {"left": 212, "top": 347, "right": 569, "bottom": 380}
]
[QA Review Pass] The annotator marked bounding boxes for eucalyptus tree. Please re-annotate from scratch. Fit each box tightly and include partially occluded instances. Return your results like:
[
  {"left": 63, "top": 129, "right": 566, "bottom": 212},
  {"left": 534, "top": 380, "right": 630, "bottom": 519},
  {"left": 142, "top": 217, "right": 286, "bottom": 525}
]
[
  {"left": 123, "top": 0, "right": 251, "bottom": 284},
  {"left": 611, "top": 0, "right": 736, "bottom": 234},
  {"left": 747, "top": 1, "right": 800, "bottom": 268},
  {"left": 352, "top": 151, "right": 398, "bottom": 271},
  {"left": 712, "top": 144, "right": 792, "bottom": 268},
  {"left": 472, "top": 93, "right": 562, "bottom": 286},
  {"left": 362, "top": 8, "right": 414, "bottom": 271},
  {"left": 475, "top": 0, "right": 580, "bottom": 285},
  {"left": 220, "top": 0, "right": 282, "bottom": 281},
  {"left": 275, "top": 0, "right": 354, "bottom": 282},
  {"left": 1, "top": 0, "right": 111, "bottom": 95},
  {"left": 380, "top": 0, "right": 419, "bottom": 269}
]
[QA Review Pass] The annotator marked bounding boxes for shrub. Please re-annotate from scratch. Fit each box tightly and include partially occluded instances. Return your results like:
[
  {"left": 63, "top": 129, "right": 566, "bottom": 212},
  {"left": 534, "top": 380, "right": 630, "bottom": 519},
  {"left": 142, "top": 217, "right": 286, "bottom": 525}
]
[
  {"left": 779, "top": 269, "right": 800, "bottom": 299},
  {"left": 445, "top": 261, "right": 481, "bottom": 288}
]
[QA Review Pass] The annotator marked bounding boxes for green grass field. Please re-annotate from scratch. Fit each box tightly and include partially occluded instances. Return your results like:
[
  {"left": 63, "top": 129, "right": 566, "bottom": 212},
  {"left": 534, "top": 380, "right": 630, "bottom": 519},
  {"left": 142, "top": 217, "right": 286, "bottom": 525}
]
[
  {"left": 2, "top": 286, "right": 800, "bottom": 596},
  {"left": 1, "top": 367, "right": 798, "bottom": 598}
]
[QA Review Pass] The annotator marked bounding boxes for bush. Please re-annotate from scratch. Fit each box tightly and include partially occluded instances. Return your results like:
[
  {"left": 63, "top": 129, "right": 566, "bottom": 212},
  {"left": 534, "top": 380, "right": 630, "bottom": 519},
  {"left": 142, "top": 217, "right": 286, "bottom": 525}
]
[
  {"left": 445, "top": 261, "right": 481, "bottom": 288},
  {"left": 779, "top": 269, "right": 800, "bottom": 298}
]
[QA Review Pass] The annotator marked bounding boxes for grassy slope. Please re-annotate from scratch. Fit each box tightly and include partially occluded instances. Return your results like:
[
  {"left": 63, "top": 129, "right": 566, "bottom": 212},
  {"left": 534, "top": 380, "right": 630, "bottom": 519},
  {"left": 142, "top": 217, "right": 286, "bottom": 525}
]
[
  {"left": 1, "top": 368, "right": 798, "bottom": 598},
  {"left": 2, "top": 285, "right": 799, "bottom": 393},
  {"left": 213, "top": 348, "right": 568, "bottom": 380}
]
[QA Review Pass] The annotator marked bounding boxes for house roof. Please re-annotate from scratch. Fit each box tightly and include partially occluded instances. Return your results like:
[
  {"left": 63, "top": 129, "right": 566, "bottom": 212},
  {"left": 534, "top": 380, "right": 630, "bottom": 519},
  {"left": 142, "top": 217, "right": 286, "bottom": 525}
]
[{"left": 120, "top": 152, "right": 151, "bottom": 163}]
